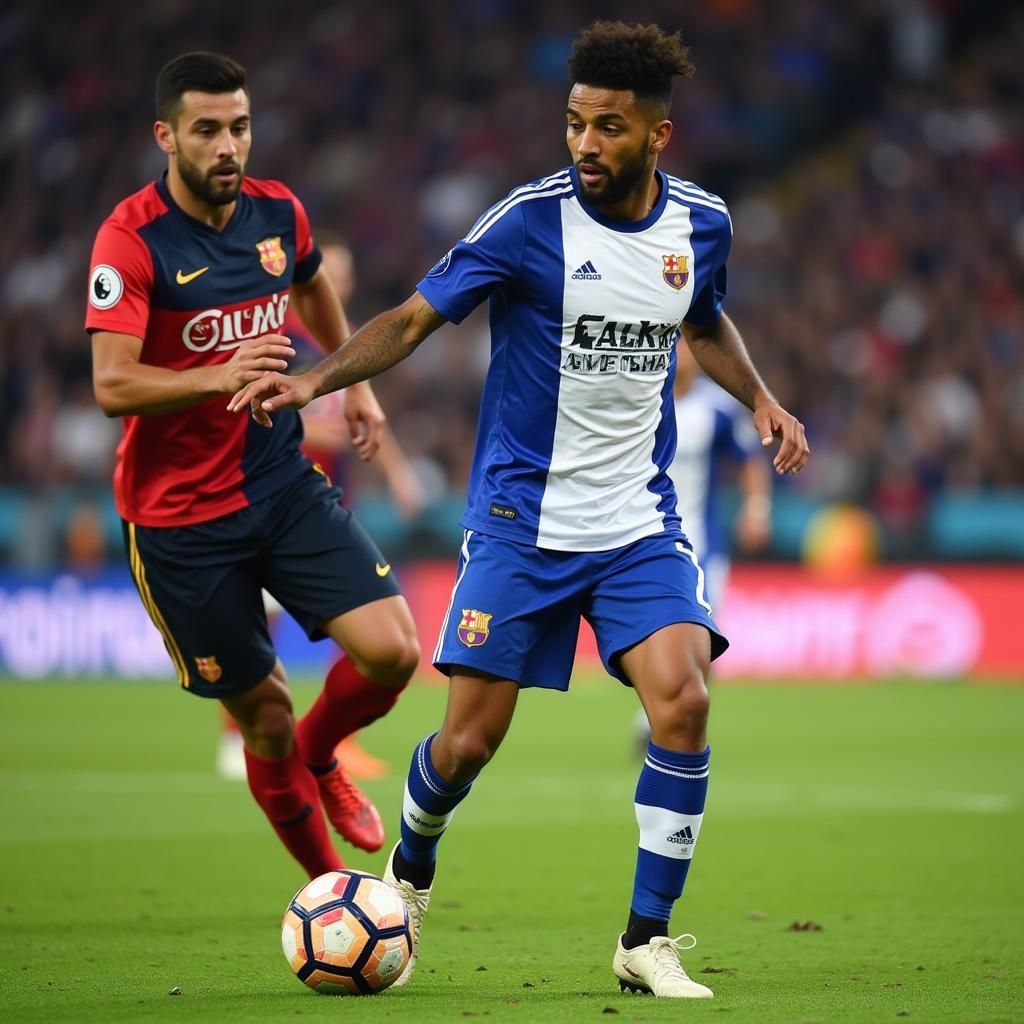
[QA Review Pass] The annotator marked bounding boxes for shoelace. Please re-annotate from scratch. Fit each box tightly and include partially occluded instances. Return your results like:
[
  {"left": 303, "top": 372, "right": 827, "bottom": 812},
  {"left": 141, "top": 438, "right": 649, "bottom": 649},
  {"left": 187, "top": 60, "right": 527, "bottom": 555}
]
[
  {"left": 323, "top": 767, "right": 367, "bottom": 815},
  {"left": 649, "top": 933, "right": 697, "bottom": 978},
  {"left": 392, "top": 879, "right": 429, "bottom": 928}
]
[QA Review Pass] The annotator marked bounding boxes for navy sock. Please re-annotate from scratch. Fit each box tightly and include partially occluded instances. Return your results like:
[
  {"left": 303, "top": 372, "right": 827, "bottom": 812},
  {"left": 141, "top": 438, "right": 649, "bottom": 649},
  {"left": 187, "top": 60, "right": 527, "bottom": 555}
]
[
  {"left": 398, "top": 733, "right": 475, "bottom": 876},
  {"left": 623, "top": 909, "right": 669, "bottom": 949},
  {"left": 630, "top": 743, "right": 710, "bottom": 921}
]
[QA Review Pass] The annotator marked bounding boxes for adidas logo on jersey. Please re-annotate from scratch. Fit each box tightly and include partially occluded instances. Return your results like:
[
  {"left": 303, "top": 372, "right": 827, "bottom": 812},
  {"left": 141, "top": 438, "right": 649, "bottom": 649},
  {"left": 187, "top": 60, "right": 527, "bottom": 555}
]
[
  {"left": 571, "top": 260, "right": 602, "bottom": 280},
  {"left": 667, "top": 825, "right": 695, "bottom": 845}
]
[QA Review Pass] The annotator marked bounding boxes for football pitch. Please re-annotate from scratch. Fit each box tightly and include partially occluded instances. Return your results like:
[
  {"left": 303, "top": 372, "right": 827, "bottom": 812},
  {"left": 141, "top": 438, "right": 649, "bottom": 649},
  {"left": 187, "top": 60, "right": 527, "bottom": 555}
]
[{"left": 1, "top": 676, "right": 1021, "bottom": 1023}]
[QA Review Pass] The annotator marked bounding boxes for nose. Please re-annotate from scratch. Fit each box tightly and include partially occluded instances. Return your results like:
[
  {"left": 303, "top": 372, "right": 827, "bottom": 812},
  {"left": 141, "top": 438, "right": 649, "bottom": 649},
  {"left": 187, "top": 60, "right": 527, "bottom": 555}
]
[
  {"left": 577, "top": 125, "right": 600, "bottom": 158},
  {"left": 216, "top": 129, "right": 238, "bottom": 158}
]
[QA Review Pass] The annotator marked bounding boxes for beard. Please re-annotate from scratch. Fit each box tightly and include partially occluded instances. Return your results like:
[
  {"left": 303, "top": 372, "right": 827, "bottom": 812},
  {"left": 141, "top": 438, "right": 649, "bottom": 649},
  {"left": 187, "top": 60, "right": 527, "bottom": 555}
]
[
  {"left": 576, "top": 146, "right": 650, "bottom": 209},
  {"left": 176, "top": 149, "right": 243, "bottom": 206}
]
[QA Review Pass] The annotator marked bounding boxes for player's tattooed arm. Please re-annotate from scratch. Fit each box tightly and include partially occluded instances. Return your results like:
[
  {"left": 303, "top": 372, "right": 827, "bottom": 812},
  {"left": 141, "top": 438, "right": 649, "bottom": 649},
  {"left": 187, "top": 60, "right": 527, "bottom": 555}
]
[
  {"left": 311, "top": 293, "right": 446, "bottom": 398},
  {"left": 682, "top": 312, "right": 773, "bottom": 411},
  {"left": 683, "top": 313, "right": 810, "bottom": 475},
  {"left": 227, "top": 292, "right": 447, "bottom": 426}
]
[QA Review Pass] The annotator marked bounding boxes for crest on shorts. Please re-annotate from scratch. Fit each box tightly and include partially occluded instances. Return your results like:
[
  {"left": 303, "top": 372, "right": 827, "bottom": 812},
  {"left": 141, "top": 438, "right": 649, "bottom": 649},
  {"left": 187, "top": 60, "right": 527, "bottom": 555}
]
[
  {"left": 662, "top": 254, "right": 689, "bottom": 290},
  {"left": 457, "top": 609, "right": 492, "bottom": 647},
  {"left": 256, "top": 236, "right": 287, "bottom": 277},
  {"left": 195, "top": 656, "right": 222, "bottom": 683}
]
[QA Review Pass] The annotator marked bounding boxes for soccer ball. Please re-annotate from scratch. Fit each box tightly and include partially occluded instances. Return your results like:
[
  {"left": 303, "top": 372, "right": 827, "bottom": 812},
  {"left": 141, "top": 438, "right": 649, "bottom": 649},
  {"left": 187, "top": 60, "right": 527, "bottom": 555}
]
[{"left": 281, "top": 869, "right": 412, "bottom": 995}]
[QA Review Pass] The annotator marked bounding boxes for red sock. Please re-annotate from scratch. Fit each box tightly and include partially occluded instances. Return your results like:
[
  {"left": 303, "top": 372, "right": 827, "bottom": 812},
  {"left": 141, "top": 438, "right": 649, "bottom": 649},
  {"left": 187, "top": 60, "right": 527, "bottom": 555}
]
[
  {"left": 244, "top": 747, "right": 344, "bottom": 878},
  {"left": 296, "top": 656, "right": 406, "bottom": 769}
]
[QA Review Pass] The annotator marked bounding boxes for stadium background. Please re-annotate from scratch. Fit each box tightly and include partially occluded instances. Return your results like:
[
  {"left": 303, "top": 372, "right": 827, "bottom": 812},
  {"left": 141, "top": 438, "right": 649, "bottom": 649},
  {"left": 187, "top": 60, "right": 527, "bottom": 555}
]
[
  {"left": 0, "top": 0, "right": 1020, "bottom": 681},
  {"left": 1, "top": 4, "right": 1022, "bottom": 1022}
]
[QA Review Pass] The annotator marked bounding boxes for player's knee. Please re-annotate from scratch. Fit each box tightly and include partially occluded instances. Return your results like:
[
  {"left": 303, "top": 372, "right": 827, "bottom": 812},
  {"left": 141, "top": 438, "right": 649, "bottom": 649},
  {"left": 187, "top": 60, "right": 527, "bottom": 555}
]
[
  {"left": 351, "top": 626, "right": 420, "bottom": 688},
  {"left": 650, "top": 672, "right": 710, "bottom": 735},
  {"left": 442, "top": 727, "right": 497, "bottom": 778},
  {"left": 242, "top": 700, "right": 295, "bottom": 758}
]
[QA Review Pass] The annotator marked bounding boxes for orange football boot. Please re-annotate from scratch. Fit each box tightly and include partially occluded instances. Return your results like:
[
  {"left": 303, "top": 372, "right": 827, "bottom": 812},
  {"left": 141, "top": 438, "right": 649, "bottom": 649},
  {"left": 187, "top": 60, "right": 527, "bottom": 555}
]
[{"left": 314, "top": 759, "right": 385, "bottom": 852}]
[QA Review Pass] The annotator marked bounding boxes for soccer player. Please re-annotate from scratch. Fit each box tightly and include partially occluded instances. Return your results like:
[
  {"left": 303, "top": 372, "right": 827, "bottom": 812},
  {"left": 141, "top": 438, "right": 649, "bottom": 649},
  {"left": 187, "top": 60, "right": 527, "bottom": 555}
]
[
  {"left": 229, "top": 22, "right": 810, "bottom": 997},
  {"left": 85, "top": 52, "right": 421, "bottom": 879}
]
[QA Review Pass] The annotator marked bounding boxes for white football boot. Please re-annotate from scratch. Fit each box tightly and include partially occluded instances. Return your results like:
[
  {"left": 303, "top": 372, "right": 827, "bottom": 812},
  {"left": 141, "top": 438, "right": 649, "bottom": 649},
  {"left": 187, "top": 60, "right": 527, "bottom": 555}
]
[
  {"left": 612, "top": 933, "right": 714, "bottom": 998},
  {"left": 382, "top": 842, "right": 432, "bottom": 988}
]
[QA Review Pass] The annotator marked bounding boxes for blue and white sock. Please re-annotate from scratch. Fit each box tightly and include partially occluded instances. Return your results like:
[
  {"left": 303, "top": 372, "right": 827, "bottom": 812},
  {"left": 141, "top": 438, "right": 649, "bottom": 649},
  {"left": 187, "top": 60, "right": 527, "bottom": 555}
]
[
  {"left": 630, "top": 743, "right": 711, "bottom": 921},
  {"left": 399, "top": 733, "right": 475, "bottom": 866}
]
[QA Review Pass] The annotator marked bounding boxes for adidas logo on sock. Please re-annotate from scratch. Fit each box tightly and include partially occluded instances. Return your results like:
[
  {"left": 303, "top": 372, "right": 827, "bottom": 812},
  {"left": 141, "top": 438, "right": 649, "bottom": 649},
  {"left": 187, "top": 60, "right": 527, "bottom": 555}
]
[
  {"left": 571, "top": 260, "right": 602, "bottom": 280},
  {"left": 667, "top": 825, "right": 695, "bottom": 845}
]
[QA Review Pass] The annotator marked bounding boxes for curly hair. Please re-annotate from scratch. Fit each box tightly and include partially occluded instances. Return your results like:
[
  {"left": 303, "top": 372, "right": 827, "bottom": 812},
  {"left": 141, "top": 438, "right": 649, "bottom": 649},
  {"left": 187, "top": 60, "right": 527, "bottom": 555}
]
[{"left": 567, "top": 20, "right": 694, "bottom": 113}]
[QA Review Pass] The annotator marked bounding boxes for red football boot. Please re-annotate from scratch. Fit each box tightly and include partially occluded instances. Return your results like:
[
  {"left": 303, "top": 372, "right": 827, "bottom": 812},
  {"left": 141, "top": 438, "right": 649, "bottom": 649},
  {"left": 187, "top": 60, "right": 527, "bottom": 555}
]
[{"left": 312, "top": 758, "right": 385, "bottom": 853}]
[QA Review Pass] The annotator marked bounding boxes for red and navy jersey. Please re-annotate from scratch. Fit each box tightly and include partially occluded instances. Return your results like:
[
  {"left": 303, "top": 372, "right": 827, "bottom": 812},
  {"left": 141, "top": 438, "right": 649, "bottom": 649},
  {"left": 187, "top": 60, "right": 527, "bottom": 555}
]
[{"left": 85, "top": 174, "right": 322, "bottom": 526}]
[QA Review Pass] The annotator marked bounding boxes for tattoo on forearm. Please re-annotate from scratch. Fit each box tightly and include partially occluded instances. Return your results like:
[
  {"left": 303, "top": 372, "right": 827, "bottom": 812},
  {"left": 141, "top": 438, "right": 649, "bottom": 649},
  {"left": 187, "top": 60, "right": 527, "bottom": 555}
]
[
  {"left": 688, "top": 324, "right": 772, "bottom": 411},
  {"left": 319, "top": 314, "right": 408, "bottom": 393}
]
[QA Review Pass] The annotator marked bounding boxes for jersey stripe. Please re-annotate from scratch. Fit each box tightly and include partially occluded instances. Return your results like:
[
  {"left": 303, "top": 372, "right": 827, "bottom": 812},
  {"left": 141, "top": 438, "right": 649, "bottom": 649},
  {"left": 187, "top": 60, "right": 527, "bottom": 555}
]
[
  {"left": 465, "top": 171, "right": 571, "bottom": 240},
  {"left": 677, "top": 540, "right": 713, "bottom": 614},
  {"left": 127, "top": 523, "right": 189, "bottom": 687},
  {"left": 433, "top": 529, "right": 476, "bottom": 662},
  {"left": 666, "top": 177, "right": 727, "bottom": 207},
  {"left": 465, "top": 180, "right": 573, "bottom": 244},
  {"left": 667, "top": 189, "right": 730, "bottom": 216}
]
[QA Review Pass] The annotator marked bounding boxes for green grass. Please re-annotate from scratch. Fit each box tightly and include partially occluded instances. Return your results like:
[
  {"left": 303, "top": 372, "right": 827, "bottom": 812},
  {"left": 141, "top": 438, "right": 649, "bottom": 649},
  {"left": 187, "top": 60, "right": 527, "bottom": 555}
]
[{"left": 0, "top": 677, "right": 1022, "bottom": 1023}]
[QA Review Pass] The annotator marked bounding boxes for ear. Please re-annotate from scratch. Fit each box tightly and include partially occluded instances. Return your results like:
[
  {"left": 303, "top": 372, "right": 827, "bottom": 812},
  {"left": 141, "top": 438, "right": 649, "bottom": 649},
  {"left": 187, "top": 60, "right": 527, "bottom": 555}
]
[
  {"left": 650, "top": 119, "right": 673, "bottom": 155},
  {"left": 154, "top": 120, "right": 175, "bottom": 156}
]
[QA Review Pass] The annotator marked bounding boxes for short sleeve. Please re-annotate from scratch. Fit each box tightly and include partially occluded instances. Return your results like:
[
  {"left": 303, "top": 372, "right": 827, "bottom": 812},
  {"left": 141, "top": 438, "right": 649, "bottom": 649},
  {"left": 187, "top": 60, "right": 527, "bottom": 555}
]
[
  {"left": 685, "top": 212, "right": 732, "bottom": 327},
  {"left": 84, "top": 221, "right": 154, "bottom": 338},
  {"left": 415, "top": 202, "right": 526, "bottom": 325},
  {"left": 290, "top": 192, "right": 322, "bottom": 284}
]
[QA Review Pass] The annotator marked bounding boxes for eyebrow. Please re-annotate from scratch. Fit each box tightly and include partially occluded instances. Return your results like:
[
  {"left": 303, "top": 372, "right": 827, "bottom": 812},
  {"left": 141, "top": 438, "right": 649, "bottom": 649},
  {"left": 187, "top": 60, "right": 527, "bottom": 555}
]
[
  {"left": 190, "top": 115, "right": 250, "bottom": 129},
  {"left": 566, "top": 107, "right": 629, "bottom": 123}
]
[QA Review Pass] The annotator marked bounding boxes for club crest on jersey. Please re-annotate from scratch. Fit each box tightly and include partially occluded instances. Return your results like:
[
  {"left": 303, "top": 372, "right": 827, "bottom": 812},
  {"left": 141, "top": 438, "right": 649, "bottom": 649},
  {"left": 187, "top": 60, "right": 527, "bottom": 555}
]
[
  {"left": 457, "top": 609, "right": 492, "bottom": 648},
  {"left": 256, "top": 236, "right": 287, "bottom": 277},
  {"left": 195, "top": 656, "right": 222, "bottom": 683},
  {"left": 662, "top": 254, "right": 689, "bottom": 291}
]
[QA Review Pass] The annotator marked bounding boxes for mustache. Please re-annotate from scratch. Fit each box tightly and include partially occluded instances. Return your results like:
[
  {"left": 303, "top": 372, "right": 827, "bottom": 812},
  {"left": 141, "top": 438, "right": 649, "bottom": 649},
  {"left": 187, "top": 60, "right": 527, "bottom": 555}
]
[
  {"left": 209, "top": 162, "right": 241, "bottom": 176},
  {"left": 576, "top": 159, "right": 610, "bottom": 175}
]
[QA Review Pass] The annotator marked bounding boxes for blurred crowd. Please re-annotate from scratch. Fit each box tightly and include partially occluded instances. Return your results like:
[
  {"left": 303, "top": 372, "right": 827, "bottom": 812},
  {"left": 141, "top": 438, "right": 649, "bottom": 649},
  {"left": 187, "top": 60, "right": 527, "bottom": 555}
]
[{"left": 0, "top": 0, "right": 1020, "bottom": 563}]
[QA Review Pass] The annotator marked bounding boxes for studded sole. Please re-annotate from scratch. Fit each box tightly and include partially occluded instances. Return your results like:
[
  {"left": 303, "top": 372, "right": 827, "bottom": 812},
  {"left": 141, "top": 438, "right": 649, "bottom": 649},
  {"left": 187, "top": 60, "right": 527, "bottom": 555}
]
[{"left": 618, "top": 979, "right": 652, "bottom": 995}]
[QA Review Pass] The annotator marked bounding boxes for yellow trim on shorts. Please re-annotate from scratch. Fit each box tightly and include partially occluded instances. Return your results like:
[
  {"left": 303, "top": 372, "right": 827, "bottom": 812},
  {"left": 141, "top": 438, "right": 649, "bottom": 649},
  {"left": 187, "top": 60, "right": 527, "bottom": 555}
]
[{"left": 128, "top": 522, "right": 189, "bottom": 688}]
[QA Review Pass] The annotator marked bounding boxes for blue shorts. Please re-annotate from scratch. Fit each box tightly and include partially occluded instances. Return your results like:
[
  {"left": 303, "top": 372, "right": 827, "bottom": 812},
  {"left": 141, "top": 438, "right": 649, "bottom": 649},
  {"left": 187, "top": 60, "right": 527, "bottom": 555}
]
[{"left": 432, "top": 530, "right": 728, "bottom": 689}]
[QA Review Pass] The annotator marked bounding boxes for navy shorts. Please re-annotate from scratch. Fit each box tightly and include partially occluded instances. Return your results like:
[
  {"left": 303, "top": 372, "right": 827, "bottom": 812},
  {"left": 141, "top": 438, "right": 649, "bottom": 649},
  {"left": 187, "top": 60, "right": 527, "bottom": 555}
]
[
  {"left": 432, "top": 529, "right": 728, "bottom": 689},
  {"left": 124, "top": 465, "right": 401, "bottom": 697}
]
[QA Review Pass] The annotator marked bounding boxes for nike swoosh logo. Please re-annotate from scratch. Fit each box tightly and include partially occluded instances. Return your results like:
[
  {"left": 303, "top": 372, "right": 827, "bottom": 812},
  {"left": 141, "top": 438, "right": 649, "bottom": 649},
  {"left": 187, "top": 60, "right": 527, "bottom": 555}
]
[
  {"left": 375, "top": 563, "right": 392, "bottom": 577},
  {"left": 176, "top": 266, "right": 209, "bottom": 285}
]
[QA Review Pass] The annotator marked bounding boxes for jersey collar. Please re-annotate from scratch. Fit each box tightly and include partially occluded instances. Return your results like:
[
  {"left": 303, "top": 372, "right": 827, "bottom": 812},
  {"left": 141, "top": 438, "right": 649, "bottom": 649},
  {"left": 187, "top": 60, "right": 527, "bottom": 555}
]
[
  {"left": 156, "top": 173, "right": 245, "bottom": 237},
  {"left": 569, "top": 166, "right": 669, "bottom": 233}
]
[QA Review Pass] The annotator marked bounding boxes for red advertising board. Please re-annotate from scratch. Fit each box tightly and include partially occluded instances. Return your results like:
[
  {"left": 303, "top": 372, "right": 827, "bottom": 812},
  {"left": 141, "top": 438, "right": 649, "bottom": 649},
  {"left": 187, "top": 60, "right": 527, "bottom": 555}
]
[{"left": 401, "top": 563, "right": 1023, "bottom": 681}]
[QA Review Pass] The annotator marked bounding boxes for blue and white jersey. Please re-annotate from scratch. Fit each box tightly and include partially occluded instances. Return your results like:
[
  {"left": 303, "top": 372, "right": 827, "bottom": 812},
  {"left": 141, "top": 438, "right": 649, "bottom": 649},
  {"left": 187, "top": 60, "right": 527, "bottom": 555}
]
[
  {"left": 417, "top": 166, "right": 732, "bottom": 552},
  {"left": 669, "top": 378, "right": 760, "bottom": 562}
]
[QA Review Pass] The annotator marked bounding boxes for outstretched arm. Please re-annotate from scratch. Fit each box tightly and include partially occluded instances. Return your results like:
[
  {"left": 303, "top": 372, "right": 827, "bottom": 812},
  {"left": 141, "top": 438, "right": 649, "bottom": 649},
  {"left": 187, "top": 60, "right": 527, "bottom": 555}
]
[
  {"left": 682, "top": 312, "right": 810, "bottom": 475},
  {"left": 227, "top": 291, "right": 447, "bottom": 426},
  {"left": 290, "top": 264, "right": 385, "bottom": 460}
]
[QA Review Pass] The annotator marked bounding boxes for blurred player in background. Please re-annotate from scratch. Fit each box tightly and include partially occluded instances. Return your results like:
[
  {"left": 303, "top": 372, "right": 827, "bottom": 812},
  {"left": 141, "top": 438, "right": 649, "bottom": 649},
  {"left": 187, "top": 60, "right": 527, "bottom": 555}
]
[
  {"left": 85, "top": 52, "right": 420, "bottom": 878},
  {"left": 230, "top": 21, "right": 809, "bottom": 998},
  {"left": 217, "top": 235, "right": 424, "bottom": 782},
  {"left": 633, "top": 340, "right": 771, "bottom": 751},
  {"left": 670, "top": 341, "right": 771, "bottom": 605}
]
